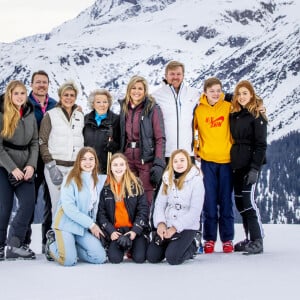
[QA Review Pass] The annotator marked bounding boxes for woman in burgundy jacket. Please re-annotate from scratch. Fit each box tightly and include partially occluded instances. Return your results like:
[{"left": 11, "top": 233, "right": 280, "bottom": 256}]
[{"left": 119, "top": 76, "right": 166, "bottom": 207}]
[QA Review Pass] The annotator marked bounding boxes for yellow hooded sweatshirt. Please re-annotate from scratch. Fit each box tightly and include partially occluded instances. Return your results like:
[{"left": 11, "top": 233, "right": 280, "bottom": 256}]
[{"left": 194, "top": 93, "right": 232, "bottom": 163}]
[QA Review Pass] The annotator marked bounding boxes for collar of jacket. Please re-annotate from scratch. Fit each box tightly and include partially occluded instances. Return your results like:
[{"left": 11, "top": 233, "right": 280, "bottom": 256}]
[
  {"left": 162, "top": 165, "right": 200, "bottom": 186},
  {"left": 163, "top": 80, "right": 184, "bottom": 94},
  {"left": 95, "top": 111, "right": 107, "bottom": 126},
  {"left": 86, "top": 110, "right": 112, "bottom": 126}
]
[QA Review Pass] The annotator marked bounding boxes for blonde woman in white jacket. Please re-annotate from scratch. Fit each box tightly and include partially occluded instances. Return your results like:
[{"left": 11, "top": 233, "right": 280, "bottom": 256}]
[
  {"left": 147, "top": 149, "right": 204, "bottom": 265},
  {"left": 39, "top": 81, "right": 84, "bottom": 217}
]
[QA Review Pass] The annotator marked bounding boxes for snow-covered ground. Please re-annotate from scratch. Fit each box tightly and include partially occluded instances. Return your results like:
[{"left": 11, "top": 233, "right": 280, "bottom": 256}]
[{"left": 1, "top": 224, "right": 299, "bottom": 300}]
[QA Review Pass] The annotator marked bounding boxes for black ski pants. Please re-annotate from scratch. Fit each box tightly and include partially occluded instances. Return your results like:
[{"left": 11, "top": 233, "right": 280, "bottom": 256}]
[
  {"left": 107, "top": 234, "right": 148, "bottom": 264},
  {"left": 147, "top": 229, "right": 197, "bottom": 265},
  {"left": 233, "top": 168, "right": 264, "bottom": 241},
  {"left": 0, "top": 167, "right": 35, "bottom": 247}
]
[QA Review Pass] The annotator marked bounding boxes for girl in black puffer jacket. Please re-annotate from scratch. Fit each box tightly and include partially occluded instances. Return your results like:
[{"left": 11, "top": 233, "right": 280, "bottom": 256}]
[
  {"left": 230, "top": 80, "right": 267, "bottom": 255},
  {"left": 97, "top": 153, "right": 149, "bottom": 263}
]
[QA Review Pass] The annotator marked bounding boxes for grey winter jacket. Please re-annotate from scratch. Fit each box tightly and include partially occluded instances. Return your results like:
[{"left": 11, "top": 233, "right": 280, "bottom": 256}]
[
  {"left": 0, "top": 101, "right": 39, "bottom": 173},
  {"left": 153, "top": 166, "right": 204, "bottom": 232}
]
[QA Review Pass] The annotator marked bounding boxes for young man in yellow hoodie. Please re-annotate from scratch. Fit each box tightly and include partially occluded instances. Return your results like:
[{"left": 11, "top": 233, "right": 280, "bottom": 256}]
[{"left": 194, "top": 77, "right": 234, "bottom": 254}]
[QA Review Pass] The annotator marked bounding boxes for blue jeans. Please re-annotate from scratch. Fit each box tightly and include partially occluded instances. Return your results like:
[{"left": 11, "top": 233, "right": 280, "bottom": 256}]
[
  {"left": 201, "top": 160, "right": 234, "bottom": 242},
  {"left": 49, "top": 229, "right": 106, "bottom": 266}
]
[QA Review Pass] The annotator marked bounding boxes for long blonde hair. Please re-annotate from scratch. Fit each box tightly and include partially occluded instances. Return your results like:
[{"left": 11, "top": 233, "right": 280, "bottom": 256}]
[
  {"left": 231, "top": 80, "right": 267, "bottom": 120},
  {"left": 65, "top": 147, "right": 99, "bottom": 191},
  {"left": 162, "top": 149, "right": 194, "bottom": 195},
  {"left": 1, "top": 80, "right": 27, "bottom": 138},
  {"left": 107, "top": 153, "right": 143, "bottom": 199},
  {"left": 121, "top": 76, "right": 155, "bottom": 115}
]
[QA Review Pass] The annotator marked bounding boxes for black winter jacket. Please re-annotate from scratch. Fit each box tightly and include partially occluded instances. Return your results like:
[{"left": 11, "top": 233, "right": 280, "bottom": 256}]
[
  {"left": 83, "top": 110, "right": 120, "bottom": 174},
  {"left": 230, "top": 108, "right": 267, "bottom": 170},
  {"left": 97, "top": 183, "right": 149, "bottom": 239}
]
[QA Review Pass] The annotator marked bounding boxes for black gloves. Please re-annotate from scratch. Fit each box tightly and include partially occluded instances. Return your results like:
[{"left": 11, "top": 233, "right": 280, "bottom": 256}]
[
  {"left": 8, "top": 173, "right": 24, "bottom": 187},
  {"left": 224, "top": 93, "right": 233, "bottom": 102},
  {"left": 105, "top": 140, "right": 115, "bottom": 152},
  {"left": 150, "top": 165, "right": 164, "bottom": 186},
  {"left": 105, "top": 126, "right": 115, "bottom": 152},
  {"left": 8, "top": 173, "right": 34, "bottom": 187},
  {"left": 117, "top": 235, "right": 132, "bottom": 250},
  {"left": 154, "top": 233, "right": 164, "bottom": 246},
  {"left": 106, "top": 126, "right": 113, "bottom": 139},
  {"left": 150, "top": 158, "right": 166, "bottom": 186},
  {"left": 245, "top": 168, "right": 259, "bottom": 185}
]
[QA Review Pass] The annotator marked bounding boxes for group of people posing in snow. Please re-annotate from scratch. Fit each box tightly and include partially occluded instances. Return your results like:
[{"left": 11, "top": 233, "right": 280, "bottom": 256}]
[{"left": 0, "top": 60, "right": 267, "bottom": 265}]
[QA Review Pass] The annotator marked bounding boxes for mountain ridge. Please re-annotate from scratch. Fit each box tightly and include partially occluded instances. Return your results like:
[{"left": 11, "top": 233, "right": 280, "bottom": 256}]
[
  {"left": 0, "top": 0, "right": 299, "bottom": 141},
  {"left": 0, "top": 0, "right": 299, "bottom": 223}
]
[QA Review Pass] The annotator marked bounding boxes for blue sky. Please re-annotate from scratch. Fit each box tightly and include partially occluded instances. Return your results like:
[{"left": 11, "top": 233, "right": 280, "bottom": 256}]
[{"left": 0, "top": 0, "right": 95, "bottom": 43}]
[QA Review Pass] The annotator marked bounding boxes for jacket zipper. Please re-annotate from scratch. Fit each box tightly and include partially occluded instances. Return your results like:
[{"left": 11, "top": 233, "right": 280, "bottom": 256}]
[{"left": 170, "top": 86, "right": 179, "bottom": 149}]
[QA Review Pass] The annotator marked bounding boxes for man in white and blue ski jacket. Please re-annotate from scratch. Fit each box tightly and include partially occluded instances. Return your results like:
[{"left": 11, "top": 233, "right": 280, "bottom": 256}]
[{"left": 152, "top": 61, "right": 200, "bottom": 160}]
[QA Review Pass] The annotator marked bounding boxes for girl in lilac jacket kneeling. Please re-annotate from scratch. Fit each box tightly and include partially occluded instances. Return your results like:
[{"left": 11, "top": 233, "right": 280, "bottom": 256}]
[{"left": 147, "top": 149, "right": 204, "bottom": 265}]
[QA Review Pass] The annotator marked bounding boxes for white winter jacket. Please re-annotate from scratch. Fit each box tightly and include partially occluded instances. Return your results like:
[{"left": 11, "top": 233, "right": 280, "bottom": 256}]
[
  {"left": 40, "top": 106, "right": 84, "bottom": 163},
  {"left": 152, "top": 82, "right": 200, "bottom": 157},
  {"left": 153, "top": 166, "right": 204, "bottom": 232}
]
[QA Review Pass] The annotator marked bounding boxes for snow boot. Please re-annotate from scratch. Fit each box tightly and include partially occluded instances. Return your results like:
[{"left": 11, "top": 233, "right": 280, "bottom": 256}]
[
  {"left": 0, "top": 246, "right": 5, "bottom": 261},
  {"left": 22, "top": 244, "right": 36, "bottom": 259},
  {"left": 45, "top": 230, "right": 55, "bottom": 261},
  {"left": 244, "top": 239, "right": 263, "bottom": 255},
  {"left": 204, "top": 240, "right": 215, "bottom": 254},
  {"left": 223, "top": 241, "right": 234, "bottom": 253},
  {"left": 234, "top": 239, "right": 250, "bottom": 252},
  {"left": 6, "top": 237, "right": 33, "bottom": 260},
  {"left": 194, "top": 231, "right": 203, "bottom": 254}
]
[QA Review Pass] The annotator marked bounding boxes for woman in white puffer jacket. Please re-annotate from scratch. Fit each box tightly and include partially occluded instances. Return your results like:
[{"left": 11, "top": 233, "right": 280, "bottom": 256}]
[{"left": 147, "top": 149, "right": 204, "bottom": 265}]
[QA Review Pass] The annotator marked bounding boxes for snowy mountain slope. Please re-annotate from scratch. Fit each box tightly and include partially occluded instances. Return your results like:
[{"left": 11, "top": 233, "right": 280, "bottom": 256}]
[
  {"left": 0, "top": 0, "right": 299, "bottom": 142},
  {"left": 0, "top": 0, "right": 299, "bottom": 221}
]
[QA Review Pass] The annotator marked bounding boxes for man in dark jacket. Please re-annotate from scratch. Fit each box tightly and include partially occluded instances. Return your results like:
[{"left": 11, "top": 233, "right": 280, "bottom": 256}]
[{"left": 25, "top": 70, "right": 57, "bottom": 255}]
